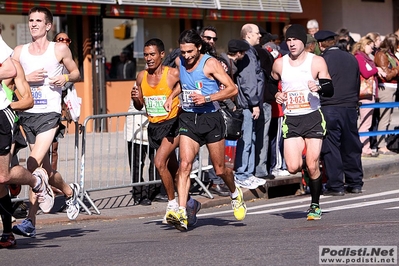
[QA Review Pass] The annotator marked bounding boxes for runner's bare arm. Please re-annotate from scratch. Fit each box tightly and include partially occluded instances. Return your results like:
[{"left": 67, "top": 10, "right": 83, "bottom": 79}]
[
  {"left": 7, "top": 60, "right": 33, "bottom": 111},
  {"left": 0, "top": 57, "right": 16, "bottom": 81},
  {"left": 54, "top": 43, "right": 80, "bottom": 86},
  {"left": 164, "top": 67, "right": 181, "bottom": 112},
  {"left": 270, "top": 58, "right": 286, "bottom": 104},
  {"left": 202, "top": 57, "right": 237, "bottom": 103},
  {"left": 132, "top": 70, "right": 145, "bottom": 111}
]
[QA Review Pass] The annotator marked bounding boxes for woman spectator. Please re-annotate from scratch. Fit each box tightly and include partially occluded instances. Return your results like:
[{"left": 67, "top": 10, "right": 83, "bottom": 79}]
[
  {"left": 352, "top": 37, "right": 385, "bottom": 157},
  {"left": 374, "top": 33, "right": 399, "bottom": 155},
  {"left": 366, "top": 32, "right": 382, "bottom": 60}
]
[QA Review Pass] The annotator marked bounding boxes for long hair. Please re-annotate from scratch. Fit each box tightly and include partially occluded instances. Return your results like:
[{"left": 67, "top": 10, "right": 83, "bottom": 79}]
[
  {"left": 178, "top": 29, "right": 211, "bottom": 54},
  {"left": 379, "top": 33, "right": 398, "bottom": 54},
  {"left": 351, "top": 36, "right": 373, "bottom": 54}
]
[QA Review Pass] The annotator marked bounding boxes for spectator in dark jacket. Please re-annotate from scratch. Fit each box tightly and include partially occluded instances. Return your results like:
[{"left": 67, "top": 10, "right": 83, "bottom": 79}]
[
  {"left": 315, "top": 30, "right": 364, "bottom": 196},
  {"left": 234, "top": 24, "right": 266, "bottom": 189}
]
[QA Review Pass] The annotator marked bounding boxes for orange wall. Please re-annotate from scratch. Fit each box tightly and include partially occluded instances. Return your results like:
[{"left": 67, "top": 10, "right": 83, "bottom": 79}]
[{"left": 71, "top": 80, "right": 135, "bottom": 133}]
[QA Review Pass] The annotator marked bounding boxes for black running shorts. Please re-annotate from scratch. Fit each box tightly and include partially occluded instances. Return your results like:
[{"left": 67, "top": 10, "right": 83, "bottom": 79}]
[
  {"left": 282, "top": 109, "right": 326, "bottom": 139},
  {"left": 148, "top": 117, "right": 179, "bottom": 149},
  {"left": 178, "top": 111, "right": 225, "bottom": 146},
  {"left": 0, "top": 107, "right": 15, "bottom": 155},
  {"left": 19, "top": 112, "right": 60, "bottom": 144}
]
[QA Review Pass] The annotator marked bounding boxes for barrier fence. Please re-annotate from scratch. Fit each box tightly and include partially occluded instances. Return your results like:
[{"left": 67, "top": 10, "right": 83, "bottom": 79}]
[
  {"left": 13, "top": 111, "right": 213, "bottom": 215},
  {"left": 358, "top": 102, "right": 399, "bottom": 137}
]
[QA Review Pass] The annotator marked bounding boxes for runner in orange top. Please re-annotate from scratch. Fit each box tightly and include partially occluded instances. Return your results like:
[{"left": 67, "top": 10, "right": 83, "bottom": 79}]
[{"left": 132, "top": 38, "right": 185, "bottom": 225}]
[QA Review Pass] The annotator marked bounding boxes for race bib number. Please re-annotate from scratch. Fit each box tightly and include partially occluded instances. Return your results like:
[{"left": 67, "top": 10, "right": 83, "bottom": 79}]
[
  {"left": 31, "top": 86, "right": 47, "bottom": 108},
  {"left": 285, "top": 90, "right": 311, "bottom": 110},
  {"left": 182, "top": 89, "right": 202, "bottom": 108},
  {"left": 143, "top": 95, "right": 168, "bottom": 117}
]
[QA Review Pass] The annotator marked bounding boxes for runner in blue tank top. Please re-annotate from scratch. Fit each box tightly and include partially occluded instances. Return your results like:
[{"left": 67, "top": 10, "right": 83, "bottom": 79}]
[{"left": 164, "top": 29, "right": 247, "bottom": 231}]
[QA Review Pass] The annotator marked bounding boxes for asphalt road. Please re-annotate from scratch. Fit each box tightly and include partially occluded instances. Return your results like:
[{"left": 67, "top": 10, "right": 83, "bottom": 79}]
[{"left": 2, "top": 173, "right": 399, "bottom": 266}]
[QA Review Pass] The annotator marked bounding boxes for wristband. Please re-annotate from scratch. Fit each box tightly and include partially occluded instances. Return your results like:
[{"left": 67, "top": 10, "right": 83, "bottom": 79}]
[{"left": 63, "top": 74, "right": 69, "bottom": 82}]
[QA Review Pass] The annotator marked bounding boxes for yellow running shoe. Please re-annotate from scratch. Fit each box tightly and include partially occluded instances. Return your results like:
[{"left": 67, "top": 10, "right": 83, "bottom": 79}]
[
  {"left": 166, "top": 208, "right": 188, "bottom": 231},
  {"left": 231, "top": 187, "right": 247, "bottom": 221}
]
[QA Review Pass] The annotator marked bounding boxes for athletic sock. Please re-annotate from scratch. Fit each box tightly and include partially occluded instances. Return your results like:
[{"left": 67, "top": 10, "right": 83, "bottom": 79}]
[
  {"left": 309, "top": 174, "right": 322, "bottom": 205},
  {"left": 230, "top": 188, "right": 239, "bottom": 199},
  {"left": 168, "top": 199, "right": 178, "bottom": 207},
  {"left": 0, "top": 194, "right": 13, "bottom": 233}
]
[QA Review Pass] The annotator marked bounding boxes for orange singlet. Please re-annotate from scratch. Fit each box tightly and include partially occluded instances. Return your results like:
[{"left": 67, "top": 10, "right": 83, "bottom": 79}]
[{"left": 141, "top": 66, "right": 180, "bottom": 123}]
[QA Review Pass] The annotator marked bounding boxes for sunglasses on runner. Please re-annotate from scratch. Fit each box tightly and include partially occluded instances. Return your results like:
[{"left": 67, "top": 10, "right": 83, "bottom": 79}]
[
  {"left": 202, "top": 36, "right": 218, "bottom": 42},
  {"left": 57, "top": 37, "right": 72, "bottom": 44}
]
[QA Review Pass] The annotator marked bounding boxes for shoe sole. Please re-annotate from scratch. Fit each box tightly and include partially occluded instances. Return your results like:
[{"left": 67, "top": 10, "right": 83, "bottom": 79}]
[
  {"left": 166, "top": 214, "right": 187, "bottom": 231},
  {"left": 12, "top": 227, "right": 36, "bottom": 238},
  {"left": 307, "top": 216, "right": 321, "bottom": 221},
  {"left": 35, "top": 168, "right": 55, "bottom": 213},
  {"left": 0, "top": 242, "right": 17, "bottom": 248},
  {"left": 234, "top": 182, "right": 258, "bottom": 190}
]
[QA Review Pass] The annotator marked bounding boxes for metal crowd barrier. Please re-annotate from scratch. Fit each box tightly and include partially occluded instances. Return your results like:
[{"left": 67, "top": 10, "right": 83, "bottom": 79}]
[
  {"left": 12, "top": 111, "right": 214, "bottom": 215},
  {"left": 358, "top": 102, "right": 399, "bottom": 137},
  {"left": 79, "top": 111, "right": 215, "bottom": 215}
]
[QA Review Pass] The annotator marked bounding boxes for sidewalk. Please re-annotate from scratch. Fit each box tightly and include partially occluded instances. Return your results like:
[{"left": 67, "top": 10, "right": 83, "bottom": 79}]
[{"left": 31, "top": 151, "right": 399, "bottom": 227}]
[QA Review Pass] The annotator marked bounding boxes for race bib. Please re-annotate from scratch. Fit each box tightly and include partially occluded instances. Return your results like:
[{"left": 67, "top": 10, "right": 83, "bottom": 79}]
[
  {"left": 31, "top": 86, "right": 47, "bottom": 108},
  {"left": 285, "top": 90, "right": 311, "bottom": 110},
  {"left": 182, "top": 89, "right": 202, "bottom": 108},
  {"left": 143, "top": 95, "right": 168, "bottom": 117}
]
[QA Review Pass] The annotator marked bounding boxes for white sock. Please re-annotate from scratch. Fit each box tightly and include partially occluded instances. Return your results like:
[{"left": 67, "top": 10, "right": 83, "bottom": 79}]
[
  {"left": 231, "top": 188, "right": 239, "bottom": 199},
  {"left": 168, "top": 199, "right": 178, "bottom": 207}
]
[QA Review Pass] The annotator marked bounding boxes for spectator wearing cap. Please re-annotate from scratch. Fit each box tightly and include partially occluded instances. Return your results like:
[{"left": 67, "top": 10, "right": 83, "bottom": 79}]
[
  {"left": 315, "top": 30, "right": 364, "bottom": 196},
  {"left": 305, "top": 34, "right": 317, "bottom": 53},
  {"left": 220, "top": 39, "right": 250, "bottom": 74},
  {"left": 234, "top": 24, "right": 267, "bottom": 189}
]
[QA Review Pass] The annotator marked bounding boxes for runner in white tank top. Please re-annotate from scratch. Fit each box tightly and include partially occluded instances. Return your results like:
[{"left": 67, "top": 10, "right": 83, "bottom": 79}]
[
  {"left": 269, "top": 24, "right": 333, "bottom": 221},
  {"left": 11, "top": 7, "right": 81, "bottom": 237},
  {"left": 19, "top": 42, "right": 63, "bottom": 114},
  {"left": 281, "top": 52, "right": 320, "bottom": 116}
]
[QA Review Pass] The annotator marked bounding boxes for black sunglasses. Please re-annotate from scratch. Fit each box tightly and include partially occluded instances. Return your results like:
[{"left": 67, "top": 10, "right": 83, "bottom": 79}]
[
  {"left": 57, "top": 37, "right": 72, "bottom": 44},
  {"left": 202, "top": 36, "right": 218, "bottom": 42}
]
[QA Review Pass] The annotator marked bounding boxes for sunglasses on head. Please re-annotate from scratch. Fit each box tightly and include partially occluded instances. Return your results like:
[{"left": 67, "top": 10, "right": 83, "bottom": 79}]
[
  {"left": 203, "top": 36, "right": 218, "bottom": 42},
  {"left": 57, "top": 37, "right": 72, "bottom": 44}
]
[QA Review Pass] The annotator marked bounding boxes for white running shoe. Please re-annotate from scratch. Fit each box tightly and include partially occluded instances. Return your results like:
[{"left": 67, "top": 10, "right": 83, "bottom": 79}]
[
  {"left": 66, "top": 183, "right": 80, "bottom": 220},
  {"left": 234, "top": 176, "right": 258, "bottom": 189},
  {"left": 33, "top": 168, "right": 54, "bottom": 213},
  {"left": 272, "top": 169, "right": 291, "bottom": 176},
  {"left": 249, "top": 175, "right": 266, "bottom": 186}
]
